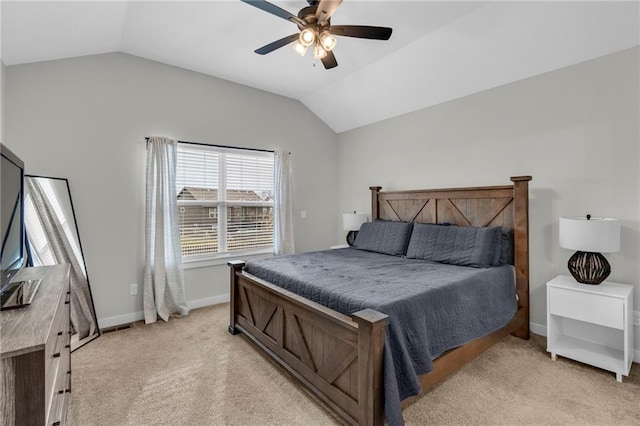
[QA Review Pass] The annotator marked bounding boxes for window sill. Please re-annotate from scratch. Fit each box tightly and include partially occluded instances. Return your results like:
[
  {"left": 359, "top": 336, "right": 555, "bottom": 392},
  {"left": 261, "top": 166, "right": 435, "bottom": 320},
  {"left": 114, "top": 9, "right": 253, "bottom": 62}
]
[{"left": 182, "top": 248, "right": 273, "bottom": 269}]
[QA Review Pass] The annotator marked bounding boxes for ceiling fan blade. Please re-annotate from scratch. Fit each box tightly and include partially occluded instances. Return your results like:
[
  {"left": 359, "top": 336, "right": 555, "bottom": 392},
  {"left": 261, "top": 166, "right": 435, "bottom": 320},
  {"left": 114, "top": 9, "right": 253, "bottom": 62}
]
[
  {"left": 321, "top": 50, "right": 338, "bottom": 69},
  {"left": 255, "top": 34, "right": 300, "bottom": 55},
  {"left": 315, "top": 0, "right": 343, "bottom": 24},
  {"left": 241, "top": 0, "right": 304, "bottom": 26},
  {"left": 330, "top": 25, "right": 393, "bottom": 40}
]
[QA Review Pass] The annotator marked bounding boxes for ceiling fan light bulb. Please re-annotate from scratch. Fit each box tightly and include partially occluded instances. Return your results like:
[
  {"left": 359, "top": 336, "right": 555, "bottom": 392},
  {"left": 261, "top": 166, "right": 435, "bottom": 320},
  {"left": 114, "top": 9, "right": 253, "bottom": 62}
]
[
  {"left": 313, "top": 44, "right": 327, "bottom": 60},
  {"left": 292, "top": 41, "right": 308, "bottom": 57},
  {"left": 299, "top": 28, "right": 315, "bottom": 47},
  {"left": 320, "top": 32, "right": 337, "bottom": 51}
]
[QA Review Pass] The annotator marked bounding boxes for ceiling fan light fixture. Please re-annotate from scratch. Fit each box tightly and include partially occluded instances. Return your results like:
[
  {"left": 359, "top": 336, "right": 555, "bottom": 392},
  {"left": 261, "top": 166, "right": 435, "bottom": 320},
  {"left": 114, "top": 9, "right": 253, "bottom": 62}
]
[
  {"left": 313, "top": 43, "right": 327, "bottom": 60},
  {"left": 299, "top": 28, "right": 316, "bottom": 47},
  {"left": 320, "top": 31, "right": 337, "bottom": 51},
  {"left": 292, "top": 41, "right": 308, "bottom": 57},
  {"left": 242, "top": 0, "right": 393, "bottom": 70}
]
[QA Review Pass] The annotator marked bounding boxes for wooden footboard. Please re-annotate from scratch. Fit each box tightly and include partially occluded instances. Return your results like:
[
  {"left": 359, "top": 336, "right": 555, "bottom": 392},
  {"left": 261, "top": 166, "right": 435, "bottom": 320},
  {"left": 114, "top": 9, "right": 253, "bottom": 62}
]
[{"left": 229, "top": 260, "right": 388, "bottom": 426}]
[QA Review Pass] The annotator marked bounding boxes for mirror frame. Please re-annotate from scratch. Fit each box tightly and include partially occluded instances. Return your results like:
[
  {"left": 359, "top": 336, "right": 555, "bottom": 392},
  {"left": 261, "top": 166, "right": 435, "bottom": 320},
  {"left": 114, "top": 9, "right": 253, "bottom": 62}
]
[{"left": 24, "top": 175, "right": 100, "bottom": 351}]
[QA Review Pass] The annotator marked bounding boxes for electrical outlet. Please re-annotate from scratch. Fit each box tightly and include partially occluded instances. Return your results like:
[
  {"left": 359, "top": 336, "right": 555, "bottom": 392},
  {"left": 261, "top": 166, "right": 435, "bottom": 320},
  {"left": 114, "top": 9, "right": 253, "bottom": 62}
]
[
  {"left": 130, "top": 283, "right": 138, "bottom": 296},
  {"left": 633, "top": 310, "right": 640, "bottom": 327}
]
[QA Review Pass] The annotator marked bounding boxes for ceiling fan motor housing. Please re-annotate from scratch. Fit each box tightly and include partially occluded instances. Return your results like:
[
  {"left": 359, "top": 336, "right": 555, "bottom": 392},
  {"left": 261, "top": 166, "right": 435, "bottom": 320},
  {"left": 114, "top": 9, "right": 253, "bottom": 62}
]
[{"left": 297, "top": 6, "right": 330, "bottom": 31}]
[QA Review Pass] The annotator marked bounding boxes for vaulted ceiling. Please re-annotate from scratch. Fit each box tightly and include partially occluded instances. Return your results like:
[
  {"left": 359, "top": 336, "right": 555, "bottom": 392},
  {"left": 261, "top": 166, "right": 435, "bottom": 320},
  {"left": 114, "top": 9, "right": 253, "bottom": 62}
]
[{"left": 2, "top": 1, "right": 639, "bottom": 133}]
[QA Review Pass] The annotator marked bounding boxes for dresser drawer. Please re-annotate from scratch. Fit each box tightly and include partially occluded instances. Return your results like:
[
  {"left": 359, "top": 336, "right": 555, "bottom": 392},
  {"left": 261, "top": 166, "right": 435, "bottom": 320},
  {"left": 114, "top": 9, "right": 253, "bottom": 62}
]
[
  {"left": 45, "top": 286, "right": 70, "bottom": 422},
  {"left": 46, "top": 292, "right": 68, "bottom": 354},
  {"left": 49, "top": 354, "right": 71, "bottom": 426},
  {"left": 549, "top": 286, "right": 624, "bottom": 329}
]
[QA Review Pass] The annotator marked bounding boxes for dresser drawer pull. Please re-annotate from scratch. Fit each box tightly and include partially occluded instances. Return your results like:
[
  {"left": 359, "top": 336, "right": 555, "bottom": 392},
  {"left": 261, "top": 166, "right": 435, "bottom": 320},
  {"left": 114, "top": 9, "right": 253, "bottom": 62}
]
[
  {"left": 53, "top": 422, "right": 61, "bottom": 426},
  {"left": 65, "top": 344, "right": 70, "bottom": 349},
  {"left": 65, "top": 300, "right": 70, "bottom": 305},
  {"left": 53, "top": 352, "right": 61, "bottom": 358},
  {"left": 58, "top": 389, "right": 65, "bottom": 394},
  {"left": 58, "top": 331, "right": 63, "bottom": 336}
]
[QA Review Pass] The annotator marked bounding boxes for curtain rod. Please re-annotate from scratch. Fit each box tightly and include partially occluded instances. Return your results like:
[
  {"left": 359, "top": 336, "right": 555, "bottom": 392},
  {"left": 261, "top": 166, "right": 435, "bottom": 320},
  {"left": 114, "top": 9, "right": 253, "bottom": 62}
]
[{"left": 145, "top": 137, "right": 283, "bottom": 154}]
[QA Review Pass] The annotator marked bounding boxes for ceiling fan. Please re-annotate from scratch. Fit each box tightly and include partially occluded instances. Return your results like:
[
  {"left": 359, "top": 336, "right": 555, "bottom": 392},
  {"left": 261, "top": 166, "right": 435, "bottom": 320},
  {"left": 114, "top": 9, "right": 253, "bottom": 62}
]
[{"left": 241, "top": 0, "right": 393, "bottom": 69}]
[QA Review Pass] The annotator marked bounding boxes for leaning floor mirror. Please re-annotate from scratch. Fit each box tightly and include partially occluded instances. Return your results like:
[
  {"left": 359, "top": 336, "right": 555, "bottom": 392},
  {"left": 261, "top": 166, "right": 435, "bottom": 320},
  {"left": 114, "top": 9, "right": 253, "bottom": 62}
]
[{"left": 24, "top": 175, "right": 100, "bottom": 351}]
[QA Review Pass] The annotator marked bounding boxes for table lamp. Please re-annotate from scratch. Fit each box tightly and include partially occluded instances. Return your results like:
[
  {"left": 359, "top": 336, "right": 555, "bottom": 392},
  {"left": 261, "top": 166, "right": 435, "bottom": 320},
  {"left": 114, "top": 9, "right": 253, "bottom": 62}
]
[
  {"left": 342, "top": 212, "right": 368, "bottom": 246},
  {"left": 559, "top": 215, "right": 620, "bottom": 285}
]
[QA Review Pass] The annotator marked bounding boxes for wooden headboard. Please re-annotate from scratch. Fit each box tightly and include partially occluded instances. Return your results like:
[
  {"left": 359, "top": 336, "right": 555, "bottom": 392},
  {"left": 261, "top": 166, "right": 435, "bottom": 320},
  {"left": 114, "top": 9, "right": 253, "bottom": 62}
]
[{"left": 369, "top": 176, "right": 532, "bottom": 339}]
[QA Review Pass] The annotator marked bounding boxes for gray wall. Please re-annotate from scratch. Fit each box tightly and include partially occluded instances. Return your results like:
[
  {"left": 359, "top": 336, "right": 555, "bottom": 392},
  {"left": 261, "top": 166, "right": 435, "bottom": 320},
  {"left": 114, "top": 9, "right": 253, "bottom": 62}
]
[
  {"left": 337, "top": 47, "right": 640, "bottom": 352},
  {"left": 5, "top": 47, "right": 639, "bottom": 355},
  {"left": 1, "top": 60, "right": 4, "bottom": 141},
  {"left": 1, "top": 0, "right": 4, "bottom": 142},
  {"left": 5, "top": 52, "right": 339, "bottom": 325}
]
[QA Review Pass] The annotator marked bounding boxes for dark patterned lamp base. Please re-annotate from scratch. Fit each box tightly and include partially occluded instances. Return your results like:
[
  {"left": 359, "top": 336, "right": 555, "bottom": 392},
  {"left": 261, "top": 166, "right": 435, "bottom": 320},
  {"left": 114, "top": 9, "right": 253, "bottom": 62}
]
[
  {"left": 567, "top": 251, "right": 611, "bottom": 285},
  {"left": 346, "top": 231, "right": 358, "bottom": 246}
]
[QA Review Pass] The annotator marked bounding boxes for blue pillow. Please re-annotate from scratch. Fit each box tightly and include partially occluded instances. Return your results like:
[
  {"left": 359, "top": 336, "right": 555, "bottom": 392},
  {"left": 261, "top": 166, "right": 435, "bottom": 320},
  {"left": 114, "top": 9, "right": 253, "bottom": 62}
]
[
  {"left": 406, "top": 223, "right": 502, "bottom": 267},
  {"left": 498, "top": 228, "right": 514, "bottom": 265},
  {"left": 353, "top": 221, "right": 414, "bottom": 256}
]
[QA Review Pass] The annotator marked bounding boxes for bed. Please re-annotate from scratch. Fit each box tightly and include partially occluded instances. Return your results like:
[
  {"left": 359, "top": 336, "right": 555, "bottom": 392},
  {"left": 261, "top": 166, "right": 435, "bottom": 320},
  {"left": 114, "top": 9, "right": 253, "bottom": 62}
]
[{"left": 228, "top": 176, "right": 531, "bottom": 425}]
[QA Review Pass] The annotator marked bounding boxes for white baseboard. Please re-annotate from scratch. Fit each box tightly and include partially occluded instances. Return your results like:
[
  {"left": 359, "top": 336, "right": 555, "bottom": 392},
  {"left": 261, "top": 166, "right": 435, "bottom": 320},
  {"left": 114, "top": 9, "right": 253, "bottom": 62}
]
[
  {"left": 530, "top": 321, "right": 547, "bottom": 337},
  {"left": 98, "top": 311, "right": 145, "bottom": 329},
  {"left": 186, "top": 293, "right": 230, "bottom": 309},
  {"left": 97, "top": 293, "right": 230, "bottom": 330}
]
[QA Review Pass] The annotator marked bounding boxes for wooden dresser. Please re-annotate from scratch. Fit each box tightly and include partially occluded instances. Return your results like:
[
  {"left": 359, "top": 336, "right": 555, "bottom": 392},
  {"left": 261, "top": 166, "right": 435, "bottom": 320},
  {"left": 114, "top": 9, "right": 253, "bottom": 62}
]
[{"left": 1, "top": 265, "right": 71, "bottom": 426}]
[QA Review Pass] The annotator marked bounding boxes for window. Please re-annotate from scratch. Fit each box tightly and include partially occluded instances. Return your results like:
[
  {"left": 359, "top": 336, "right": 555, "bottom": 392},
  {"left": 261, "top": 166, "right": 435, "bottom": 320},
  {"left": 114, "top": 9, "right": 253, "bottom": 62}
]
[{"left": 176, "top": 143, "right": 274, "bottom": 261}]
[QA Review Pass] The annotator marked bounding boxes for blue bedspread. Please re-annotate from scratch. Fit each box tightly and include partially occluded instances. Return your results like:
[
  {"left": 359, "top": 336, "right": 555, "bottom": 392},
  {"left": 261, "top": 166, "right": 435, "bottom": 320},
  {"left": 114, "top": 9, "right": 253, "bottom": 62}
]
[{"left": 245, "top": 248, "right": 516, "bottom": 425}]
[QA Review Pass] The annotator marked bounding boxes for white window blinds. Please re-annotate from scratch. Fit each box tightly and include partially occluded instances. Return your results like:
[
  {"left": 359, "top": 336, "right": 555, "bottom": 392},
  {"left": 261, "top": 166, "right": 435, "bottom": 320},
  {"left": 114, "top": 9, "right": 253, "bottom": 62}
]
[{"left": 176, "top": 143, "right": 274, "bottom": 260}]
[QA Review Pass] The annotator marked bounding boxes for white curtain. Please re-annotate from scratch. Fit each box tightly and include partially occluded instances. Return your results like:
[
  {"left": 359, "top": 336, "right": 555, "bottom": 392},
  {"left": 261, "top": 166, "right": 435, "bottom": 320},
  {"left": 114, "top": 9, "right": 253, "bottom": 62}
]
[
  {"left": 143, "top": 136, "right": 189, "bottom": 324},
  {"left": 274, "top": 150, "right": 295, "bottom": 255}
]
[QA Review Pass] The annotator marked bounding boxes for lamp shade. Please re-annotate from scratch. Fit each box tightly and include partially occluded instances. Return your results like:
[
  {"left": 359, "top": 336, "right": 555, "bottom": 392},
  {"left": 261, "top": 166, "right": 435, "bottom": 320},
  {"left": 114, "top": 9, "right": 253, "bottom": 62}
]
[
  {"left": 343, "top": 212, "right": 369, "bottom": 231},
  {"left": 559, "top": 216, "right": 620, "bottom": 253}
]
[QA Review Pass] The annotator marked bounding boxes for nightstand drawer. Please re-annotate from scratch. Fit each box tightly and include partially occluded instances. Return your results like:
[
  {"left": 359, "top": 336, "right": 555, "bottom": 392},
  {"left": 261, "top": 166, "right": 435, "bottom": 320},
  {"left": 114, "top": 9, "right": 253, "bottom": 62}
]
[{"left": 549, "top": 287, "right": 623, "bottom": 329}]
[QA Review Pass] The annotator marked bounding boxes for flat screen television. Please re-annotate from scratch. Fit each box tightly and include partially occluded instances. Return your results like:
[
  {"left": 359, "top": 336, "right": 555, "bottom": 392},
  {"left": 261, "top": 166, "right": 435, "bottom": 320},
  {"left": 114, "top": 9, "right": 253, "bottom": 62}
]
[{"left": 1, "top": 144, "right": 37, "bottom": 309}]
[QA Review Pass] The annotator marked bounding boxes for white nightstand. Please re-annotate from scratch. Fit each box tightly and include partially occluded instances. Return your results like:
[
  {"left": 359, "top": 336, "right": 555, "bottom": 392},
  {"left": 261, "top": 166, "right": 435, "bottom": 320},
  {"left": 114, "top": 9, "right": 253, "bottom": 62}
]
[
  {"left": 547, "top": 275, "right": 634, "bottom": 382},
  {"left": 329, "top": 244, "right": 349, "bottom": 249}
]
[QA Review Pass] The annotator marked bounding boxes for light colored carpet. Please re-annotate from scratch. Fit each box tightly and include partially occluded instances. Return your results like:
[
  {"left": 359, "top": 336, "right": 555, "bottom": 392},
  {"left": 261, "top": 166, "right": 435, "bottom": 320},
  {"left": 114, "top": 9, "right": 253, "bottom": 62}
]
[{"left": 69, "top": 304, "right": 640, "bottom": 425}]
